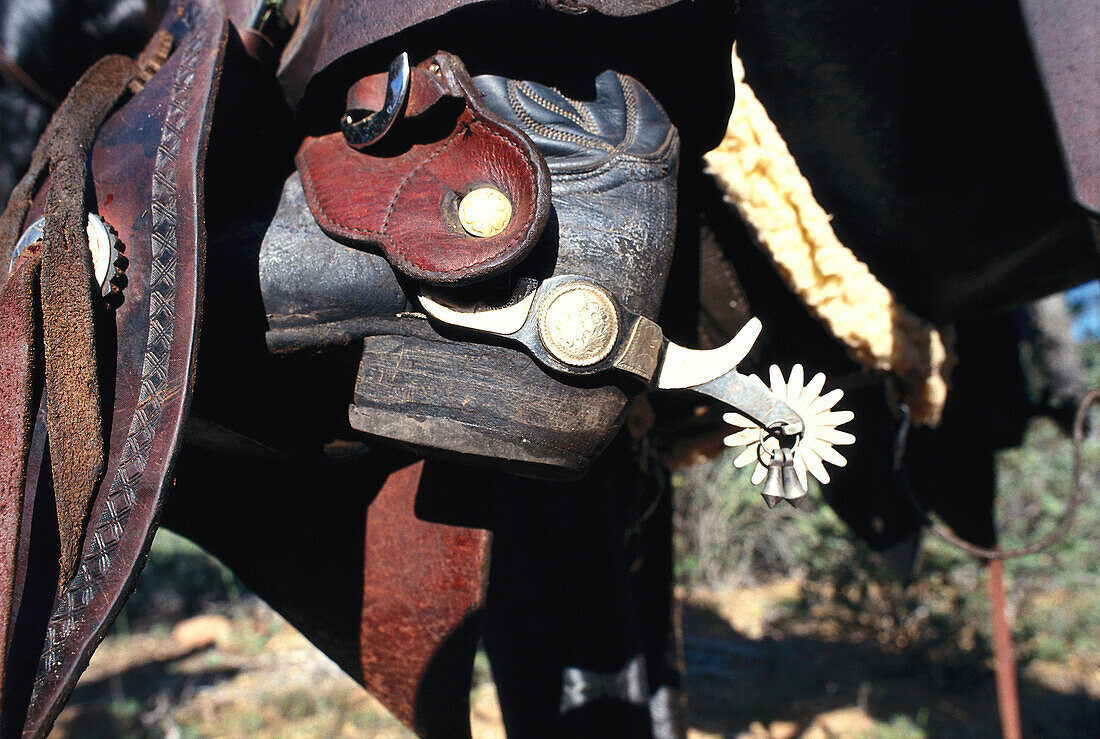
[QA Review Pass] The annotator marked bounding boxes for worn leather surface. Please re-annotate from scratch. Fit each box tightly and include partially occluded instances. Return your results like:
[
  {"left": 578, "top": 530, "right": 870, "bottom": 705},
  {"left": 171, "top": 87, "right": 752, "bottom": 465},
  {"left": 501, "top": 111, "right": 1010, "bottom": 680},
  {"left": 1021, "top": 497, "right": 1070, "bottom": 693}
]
[
  {"left": 260, "top": 172, "right": 409, "bottom": 332},
  {"left": 0, "top": 2, "right": 227, "bottom": 735},
  {"left": 297, "top": 51, "right": 550, "bottom": 284},
  {"left": 347, "top": 70, "right": 679, "bottom": 477},
  {"left": 360, "top": 460, "right": 489, "bottom": 734},
  {"left": 0, "top": 248, "right": 40, "bottom": 713},
  {"left": 275, "top": 0, "right": 684, "bottom": 106},
  {"left": 39, "top": 53, "right": 136, "bottom": 590},
  {"left": 474, "top": 70, "right": 679, "bottom": 317},
  {"left": 0, "top": 57, "right": 140, "bottom": 655}
]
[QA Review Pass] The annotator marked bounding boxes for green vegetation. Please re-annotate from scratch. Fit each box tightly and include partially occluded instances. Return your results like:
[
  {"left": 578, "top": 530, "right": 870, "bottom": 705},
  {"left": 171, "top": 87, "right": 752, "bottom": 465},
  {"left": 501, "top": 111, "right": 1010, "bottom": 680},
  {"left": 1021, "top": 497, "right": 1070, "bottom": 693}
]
[
  {"left": 674, "top": 409, "right": 1100, "bottom": 673},
  {"left": 674, "top": 359, "right": 1100, "bottom": 736},
  {"left": 61, "top": 342, "right": 1100, "bottom": 737},
  {"left": 116, "top": 528, "right": 244, "bottom": 632}
]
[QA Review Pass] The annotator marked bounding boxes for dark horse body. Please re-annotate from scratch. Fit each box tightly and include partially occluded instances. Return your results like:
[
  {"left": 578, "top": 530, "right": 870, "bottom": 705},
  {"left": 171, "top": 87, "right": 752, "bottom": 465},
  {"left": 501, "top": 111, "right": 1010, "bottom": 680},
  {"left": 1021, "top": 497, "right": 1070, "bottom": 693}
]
[
  {"left": 0, "top": 0, "right": 168, "bottom": 204},
  {"left": 0, "top": 0, "right": 1096, "bottom": 736}
]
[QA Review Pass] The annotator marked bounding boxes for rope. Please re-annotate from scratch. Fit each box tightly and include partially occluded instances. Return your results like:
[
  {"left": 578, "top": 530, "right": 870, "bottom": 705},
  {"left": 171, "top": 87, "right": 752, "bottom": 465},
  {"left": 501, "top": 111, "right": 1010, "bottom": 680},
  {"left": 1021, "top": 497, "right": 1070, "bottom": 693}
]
[{"left": 918, "top": 389, "right": 1096, "bottom": 560}]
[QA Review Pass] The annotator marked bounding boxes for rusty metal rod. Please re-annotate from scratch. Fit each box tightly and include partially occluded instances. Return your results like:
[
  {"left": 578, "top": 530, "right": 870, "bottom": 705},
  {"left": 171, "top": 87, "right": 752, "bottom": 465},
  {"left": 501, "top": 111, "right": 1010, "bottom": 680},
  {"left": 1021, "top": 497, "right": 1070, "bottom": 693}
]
[{"left": 988, "top": 558, "right": 1022, "bottom": 739}]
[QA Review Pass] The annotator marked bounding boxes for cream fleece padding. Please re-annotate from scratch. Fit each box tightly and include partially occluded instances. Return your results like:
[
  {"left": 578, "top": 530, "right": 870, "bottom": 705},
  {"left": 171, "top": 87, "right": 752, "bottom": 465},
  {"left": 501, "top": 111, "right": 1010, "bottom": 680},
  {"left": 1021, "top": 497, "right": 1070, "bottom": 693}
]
[{"left": 704, "top": 48, "right": 953, "bottom": 426}]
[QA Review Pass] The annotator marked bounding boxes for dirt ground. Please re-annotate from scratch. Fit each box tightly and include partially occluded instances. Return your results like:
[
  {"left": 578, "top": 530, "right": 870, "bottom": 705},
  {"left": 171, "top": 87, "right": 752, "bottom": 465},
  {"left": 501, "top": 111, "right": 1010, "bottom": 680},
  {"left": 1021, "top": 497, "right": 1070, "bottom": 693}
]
[{"left": 53, "top": 576, "right": 1100, "bottom": 738}]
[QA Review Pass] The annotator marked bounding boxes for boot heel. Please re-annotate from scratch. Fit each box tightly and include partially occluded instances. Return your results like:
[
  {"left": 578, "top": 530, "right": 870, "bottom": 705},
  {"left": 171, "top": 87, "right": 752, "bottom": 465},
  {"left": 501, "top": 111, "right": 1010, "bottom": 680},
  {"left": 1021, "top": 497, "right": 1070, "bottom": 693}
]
[{"left": 350, "top": 333, "right": 630, "bottom": 480}]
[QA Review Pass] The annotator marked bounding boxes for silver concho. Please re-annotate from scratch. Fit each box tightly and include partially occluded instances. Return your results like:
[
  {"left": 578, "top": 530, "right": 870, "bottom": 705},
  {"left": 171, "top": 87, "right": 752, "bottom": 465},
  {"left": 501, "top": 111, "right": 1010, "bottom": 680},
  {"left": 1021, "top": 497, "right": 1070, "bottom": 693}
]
[
  {"left": 536, "top": 281, "right": 619, "bottom": 366},
  {"left": 10, "top": 213, "right": 117, "bottom": 292}
]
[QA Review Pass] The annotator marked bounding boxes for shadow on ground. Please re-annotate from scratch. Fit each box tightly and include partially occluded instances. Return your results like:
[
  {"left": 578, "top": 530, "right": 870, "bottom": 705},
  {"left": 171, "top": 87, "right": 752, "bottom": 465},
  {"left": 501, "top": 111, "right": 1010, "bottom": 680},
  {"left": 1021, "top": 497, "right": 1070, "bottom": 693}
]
[
  {"left": 682, "top": 600, "right": 1100, "bottom": 738},
  {"left": 54, "top": 648, "right": 240, "bottom": 738}
]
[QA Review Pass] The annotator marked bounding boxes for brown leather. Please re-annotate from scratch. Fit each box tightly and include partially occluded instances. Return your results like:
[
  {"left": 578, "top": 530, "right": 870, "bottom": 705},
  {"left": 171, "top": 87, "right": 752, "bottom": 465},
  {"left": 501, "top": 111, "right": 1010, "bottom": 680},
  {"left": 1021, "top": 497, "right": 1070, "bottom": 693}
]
[
  {"left": 361, "top": 460, "right": 489, "bottom": 734},
  {"left": 4, "top": 3, "right": 228, "bottom": 735},
  {"left": 0, "top": 53, "right": 139, "bottom": 611},
  {"left": 297, "top": 51, "right": 551, "bottom": 284},
  {"left": 0, "top": 247, "right": 41, "bottom": 713},
  {"left": 275, "top": 0, "right": 684, "bottom": 105},
  {"left": 0, "top": 51, "right": 136, "bottom": 727},
  {"left": 40, "top": 53, "right": 136, "bottom": 587}
]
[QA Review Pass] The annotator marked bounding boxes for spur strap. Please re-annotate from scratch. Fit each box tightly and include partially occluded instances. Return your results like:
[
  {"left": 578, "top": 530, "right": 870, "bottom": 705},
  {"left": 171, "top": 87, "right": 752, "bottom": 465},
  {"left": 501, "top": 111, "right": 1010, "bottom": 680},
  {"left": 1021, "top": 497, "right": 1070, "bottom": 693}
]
[{"left": 297, "top": 51, "right": 551, "bottom": 284}]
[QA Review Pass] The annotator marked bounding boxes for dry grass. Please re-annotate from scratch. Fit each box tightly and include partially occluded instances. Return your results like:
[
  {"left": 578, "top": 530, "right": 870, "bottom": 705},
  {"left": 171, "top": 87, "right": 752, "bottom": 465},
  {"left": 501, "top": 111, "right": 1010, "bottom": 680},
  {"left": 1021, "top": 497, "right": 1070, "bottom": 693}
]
[{"left": 53, "top": 410, "right": 1100, "bottom": 737}]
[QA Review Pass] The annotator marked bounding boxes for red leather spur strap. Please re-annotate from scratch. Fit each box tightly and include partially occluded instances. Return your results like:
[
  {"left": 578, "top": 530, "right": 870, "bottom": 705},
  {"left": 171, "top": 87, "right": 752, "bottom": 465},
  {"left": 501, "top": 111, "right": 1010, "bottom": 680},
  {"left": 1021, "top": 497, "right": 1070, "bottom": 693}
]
[{"left": 297, "top": 51, "right": 551, "bottom": 284}]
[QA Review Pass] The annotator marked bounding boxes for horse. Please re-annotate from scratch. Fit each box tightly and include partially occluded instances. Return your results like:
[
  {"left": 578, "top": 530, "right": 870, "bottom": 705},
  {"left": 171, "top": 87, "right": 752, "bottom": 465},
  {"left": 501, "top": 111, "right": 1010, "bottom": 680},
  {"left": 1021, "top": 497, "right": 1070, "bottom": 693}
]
[
  {"left": 0, "top": 0, "right": 168, "bottom": 205},
  {"left": 0, "top": 0, "right": 1095, "bottom": 736}
]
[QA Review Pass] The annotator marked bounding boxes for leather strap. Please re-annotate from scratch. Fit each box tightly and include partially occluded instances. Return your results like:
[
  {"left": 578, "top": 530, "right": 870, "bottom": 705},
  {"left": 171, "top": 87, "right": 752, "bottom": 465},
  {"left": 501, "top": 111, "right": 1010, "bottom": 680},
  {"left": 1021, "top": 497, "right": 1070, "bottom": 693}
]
[
  {"left": 0, "top": 54, "right": 134, "bottom": 719},
  {"left": 360, "top": 461, "right": 489, "bottom": 734},
  {"left": 0, "top": 4, "right": 228, "bottom": 725},
  {"left": 0, "top": 247, "right": 41, "bottom": 711},
  {"left": 39, "top": 55, "right": 137, "bottom": 587},
  {"left": 297, "top": 51, "right": 551, "bottom": 284},
  {"left": 19, "top": 5, "right": 228, "bottom": 729}
]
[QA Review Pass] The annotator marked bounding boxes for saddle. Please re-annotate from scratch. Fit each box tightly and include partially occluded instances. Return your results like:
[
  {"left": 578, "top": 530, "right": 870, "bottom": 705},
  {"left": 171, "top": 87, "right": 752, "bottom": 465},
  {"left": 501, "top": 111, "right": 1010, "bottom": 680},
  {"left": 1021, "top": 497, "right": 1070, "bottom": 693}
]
[{"left": 0, "top": 0, "right": 762, "bottom": 734}]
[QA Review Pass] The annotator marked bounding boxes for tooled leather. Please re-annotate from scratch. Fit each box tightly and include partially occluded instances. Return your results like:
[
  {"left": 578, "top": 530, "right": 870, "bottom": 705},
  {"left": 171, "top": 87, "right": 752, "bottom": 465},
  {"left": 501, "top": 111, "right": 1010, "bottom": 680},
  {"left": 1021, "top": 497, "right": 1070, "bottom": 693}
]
[
  {"left": 297, "top": 52, "right": 551, "bottom": 284},
  {"left": 16, "top": 4, "right": 227, "bottom": 734},
  {"left": 0, "top": 51, "right": 138, "bottom": 730}
]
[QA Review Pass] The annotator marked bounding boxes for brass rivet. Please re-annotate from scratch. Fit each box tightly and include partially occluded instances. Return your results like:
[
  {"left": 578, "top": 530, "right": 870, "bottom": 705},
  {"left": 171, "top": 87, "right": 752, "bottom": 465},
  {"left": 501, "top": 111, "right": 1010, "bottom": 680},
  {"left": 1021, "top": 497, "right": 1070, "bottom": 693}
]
[{"left": 458, "top": 187, "right": 512, "bottom": 238}]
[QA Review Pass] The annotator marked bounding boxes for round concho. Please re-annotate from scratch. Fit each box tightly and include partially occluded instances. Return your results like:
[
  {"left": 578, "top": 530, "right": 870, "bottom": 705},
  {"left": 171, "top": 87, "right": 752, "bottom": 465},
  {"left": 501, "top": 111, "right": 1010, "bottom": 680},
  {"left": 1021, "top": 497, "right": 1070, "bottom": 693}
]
[
  {"left": 458, "top": 187, "right": 512, "bottom": 238},
  {"left": 10, "top": 213, "right": 118, "bottom": 292},
  {"left": 537, "top": 281, "right": 619, "bottom": 367}
]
